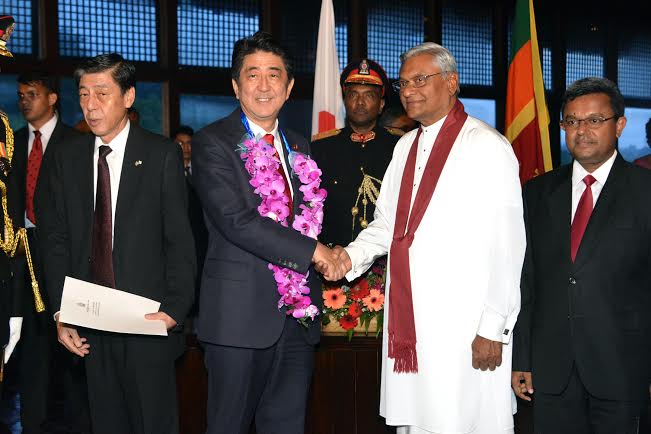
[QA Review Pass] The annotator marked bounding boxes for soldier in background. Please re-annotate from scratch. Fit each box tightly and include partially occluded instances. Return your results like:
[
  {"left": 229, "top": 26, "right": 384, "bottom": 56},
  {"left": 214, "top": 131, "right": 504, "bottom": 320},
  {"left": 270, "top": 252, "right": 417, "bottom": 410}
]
[
  {"left": 0, "top": 15, "right": 22, "bottom": 421},
  {"left": 380, "top": 103, "right": 417, "bottom": 136},
  {"left": 312, "top": 58, "right": 401, "bottom": 247}
]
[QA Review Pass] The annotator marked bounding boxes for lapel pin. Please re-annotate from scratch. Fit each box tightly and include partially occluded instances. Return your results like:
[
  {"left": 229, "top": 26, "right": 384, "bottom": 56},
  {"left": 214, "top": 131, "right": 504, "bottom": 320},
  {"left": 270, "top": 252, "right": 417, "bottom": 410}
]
[
  {"left": 135, "top": 160, "right": 142, "bottom": 167},
  {"left": 292, "top": 144, "right": 298, "bottom": 151}
]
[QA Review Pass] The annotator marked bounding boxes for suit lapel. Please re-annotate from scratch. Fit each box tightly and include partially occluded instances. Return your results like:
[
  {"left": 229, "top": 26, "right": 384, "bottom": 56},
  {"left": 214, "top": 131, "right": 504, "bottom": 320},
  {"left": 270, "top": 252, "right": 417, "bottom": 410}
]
[
  {"left": 280, "top": 129, "right": 305, "bottom": 218},
  {"left": 545, "top": 165, "right": 573, "bottom": 263},
  {"left": 114, "top": 126, "right": 147, "bottom": 250},
  {"left": 573, "top": 156, "right": 626, "bottom": 269},
  {"left": 76, "top": 135, "right": 95, "bottom": 234},
  {"left": 44, "top": 119, "right": 64, "bottom": 158}
]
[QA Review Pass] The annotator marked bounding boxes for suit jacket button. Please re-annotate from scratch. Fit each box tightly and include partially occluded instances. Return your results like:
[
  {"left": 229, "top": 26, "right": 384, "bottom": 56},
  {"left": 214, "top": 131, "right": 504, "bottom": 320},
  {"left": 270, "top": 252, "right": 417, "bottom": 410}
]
[{"left": 569, "top": 277, "right": 576, "bottom": 285}]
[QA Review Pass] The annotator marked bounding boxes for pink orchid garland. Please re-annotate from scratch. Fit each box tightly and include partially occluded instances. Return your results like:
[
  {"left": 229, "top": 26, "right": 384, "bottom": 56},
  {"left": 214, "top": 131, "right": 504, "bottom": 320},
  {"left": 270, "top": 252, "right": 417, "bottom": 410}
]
[{"left": 239, "top": 136, "right": 327, "bottom": 326}]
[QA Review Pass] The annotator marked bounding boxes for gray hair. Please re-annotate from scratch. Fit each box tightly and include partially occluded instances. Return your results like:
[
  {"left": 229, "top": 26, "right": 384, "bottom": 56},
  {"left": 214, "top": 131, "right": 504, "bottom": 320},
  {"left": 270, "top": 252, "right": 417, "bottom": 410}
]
[
  {"left": 400, "top": 42, "right": 458, "bottom": 74},
  {"left": 400, "top": 42, "right": 459, "bottom": 94}
]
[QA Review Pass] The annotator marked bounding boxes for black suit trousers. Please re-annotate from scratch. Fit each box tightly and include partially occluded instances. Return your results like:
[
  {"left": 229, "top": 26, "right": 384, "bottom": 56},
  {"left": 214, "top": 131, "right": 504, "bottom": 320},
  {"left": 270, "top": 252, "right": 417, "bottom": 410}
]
[
  {"left": 534, "top": 365, "right": 648, "bottom": 434},
  {"left": 203, "top": 317, "right": 315, "bottom": 434},
  {"left": 84, "top": 331, "right": 179, "bottom": 434}
]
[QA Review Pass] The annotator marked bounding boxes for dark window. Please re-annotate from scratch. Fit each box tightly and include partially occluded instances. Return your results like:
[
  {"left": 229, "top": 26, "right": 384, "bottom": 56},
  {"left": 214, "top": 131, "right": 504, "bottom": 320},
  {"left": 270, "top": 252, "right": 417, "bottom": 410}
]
[
  {"left": 442, "top": 0, "right": 492, "bottom": 86},
  {"left": 280, "top": 1, "right": 320, "bottom": 74},
  {"left": 333, "top": 0, "right": 348, "bottom": 70},
  {"left": 180, "top": 94, "right": 239, "bottom": 131},
  {"left": 565, "top": 18, "right": 605, "bottom": 86},
  {"left": 58, "top": 0, "right": 158, "bottom": 61},
  {"left": 367, "top": 0, "right": 423, "bottom": 78},
  {"left": 177, "top": 0, "right": 259, "bottom": 68},
  {"left": 2, "top": 0, "right": 33, "bottom": 55},
  {"left": 618, "top": 30, "right": 651, "bottom": 99},
  {"left": 133, "top": 82, "right": 163, "bottom": 134},
  {"left": 0, "top": 74, "right": 24, "bottom": 130}
]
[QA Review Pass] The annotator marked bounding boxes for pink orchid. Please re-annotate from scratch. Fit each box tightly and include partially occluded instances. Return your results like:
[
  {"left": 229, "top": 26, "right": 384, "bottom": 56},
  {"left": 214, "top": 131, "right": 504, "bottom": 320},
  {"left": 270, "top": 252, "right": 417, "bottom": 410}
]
[{"left": 239, "top": 136, "right": 326, "bottom": 326}]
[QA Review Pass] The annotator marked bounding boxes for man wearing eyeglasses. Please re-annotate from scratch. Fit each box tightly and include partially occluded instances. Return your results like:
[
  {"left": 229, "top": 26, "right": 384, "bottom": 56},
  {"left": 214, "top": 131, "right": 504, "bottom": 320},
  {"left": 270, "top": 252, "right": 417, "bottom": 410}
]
[
  {"left": 320, "top": 42, "right": 526, "bottom": 434},
  {"left": 512, "top": 77, "right": 651, "bottom": 434}
]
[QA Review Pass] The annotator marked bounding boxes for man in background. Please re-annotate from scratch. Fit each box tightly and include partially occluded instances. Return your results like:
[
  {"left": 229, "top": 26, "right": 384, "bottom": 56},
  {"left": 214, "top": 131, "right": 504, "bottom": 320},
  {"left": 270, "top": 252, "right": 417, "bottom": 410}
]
[
  {"left": 312, "top": 58, "right": 401, "bottom": 248},
  {"left": 9, "top": 70, "right": 87, "bottom": 434}
]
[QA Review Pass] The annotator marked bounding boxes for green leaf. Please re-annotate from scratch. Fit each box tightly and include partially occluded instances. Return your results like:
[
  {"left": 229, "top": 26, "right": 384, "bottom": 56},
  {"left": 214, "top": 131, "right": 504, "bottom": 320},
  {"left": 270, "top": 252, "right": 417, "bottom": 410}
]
[
  {"left": 347, "top": 328, "right": 354, "bottom": 341},
  {"left": 321, "top": 314, "right": 331, "bottom": 326}
]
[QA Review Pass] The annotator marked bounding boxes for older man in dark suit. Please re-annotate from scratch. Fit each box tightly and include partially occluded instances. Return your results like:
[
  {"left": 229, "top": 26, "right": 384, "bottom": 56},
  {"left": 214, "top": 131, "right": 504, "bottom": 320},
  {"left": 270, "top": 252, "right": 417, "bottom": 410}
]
[
  {"left": 192, "top": 31, "right": 339, "bottom": 434},
  {"left": 512, "top": 77, "right": 651, "bottom": 434},
  {"left": 39, "top": 53, "right": 195, "bottom": 434}
]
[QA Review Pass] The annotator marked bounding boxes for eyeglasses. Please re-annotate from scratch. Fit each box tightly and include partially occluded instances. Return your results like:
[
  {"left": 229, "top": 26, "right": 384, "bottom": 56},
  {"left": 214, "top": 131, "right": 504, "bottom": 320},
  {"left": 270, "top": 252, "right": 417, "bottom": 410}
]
[
  {"left": 560, "top": 115, "right": 617, "bottom": 130},
  {"left": 391, "top": 72, "right": 447, "bottom": 92}
]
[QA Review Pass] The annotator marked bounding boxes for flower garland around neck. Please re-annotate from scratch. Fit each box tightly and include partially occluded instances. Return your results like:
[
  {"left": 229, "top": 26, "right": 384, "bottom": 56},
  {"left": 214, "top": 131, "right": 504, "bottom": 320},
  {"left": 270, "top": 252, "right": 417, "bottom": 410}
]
[{"left": 237, "top": 127, "right": 327, "bottom": 327}]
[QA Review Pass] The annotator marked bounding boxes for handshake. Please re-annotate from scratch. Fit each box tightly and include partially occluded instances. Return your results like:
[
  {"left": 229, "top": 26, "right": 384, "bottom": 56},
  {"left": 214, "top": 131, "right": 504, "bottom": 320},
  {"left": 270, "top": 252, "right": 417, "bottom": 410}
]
[{"left": 312, "top": 242, "right": 352, "bottom": 282}]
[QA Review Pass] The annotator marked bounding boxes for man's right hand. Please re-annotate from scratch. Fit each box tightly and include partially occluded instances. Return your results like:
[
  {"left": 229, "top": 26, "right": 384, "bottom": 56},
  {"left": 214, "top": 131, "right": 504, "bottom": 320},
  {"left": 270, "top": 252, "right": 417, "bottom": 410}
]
[
  {"left": 312, "top": 242, "right": 352, "bottom": 281},
  {"left": 55, "top": 313, "right": 90, "bottom": 357},
  {"left": 511, "top": 371, "right": 534, "bottom": 401}
]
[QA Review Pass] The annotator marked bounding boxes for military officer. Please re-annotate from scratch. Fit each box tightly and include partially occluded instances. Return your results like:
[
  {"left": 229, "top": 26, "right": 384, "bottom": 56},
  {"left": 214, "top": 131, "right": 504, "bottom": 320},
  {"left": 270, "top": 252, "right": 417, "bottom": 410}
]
[
  {"left": 312, "top": 58, "right": 402, "bottom": 247},
  {"left": 0, "top": 14, "right": 21, "bottom": 403}
]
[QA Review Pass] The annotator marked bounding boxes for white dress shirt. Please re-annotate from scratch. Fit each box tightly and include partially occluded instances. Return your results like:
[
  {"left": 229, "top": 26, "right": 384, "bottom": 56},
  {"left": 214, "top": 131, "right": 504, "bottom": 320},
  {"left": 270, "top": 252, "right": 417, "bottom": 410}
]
[
  {"left": 93, "top": 120, "right": 130, "bottom": 244},
  {"left": 25, "top": 113, "right": 58, "bottom": 227},
  {"left": 411, "top": 116, "right": 446, "bottom": 208},
  {"left": 571, "top": 150, "right": 617, "bottom": 223},
  {"left": 247, "top": 118, "right": 294, "bottom": 197}
]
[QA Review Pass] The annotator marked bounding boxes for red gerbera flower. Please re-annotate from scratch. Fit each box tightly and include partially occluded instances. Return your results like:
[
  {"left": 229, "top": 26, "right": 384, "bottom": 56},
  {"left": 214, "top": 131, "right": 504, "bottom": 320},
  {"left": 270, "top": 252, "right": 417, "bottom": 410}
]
[
  {"left": 348, "top": 302, "right": 362, "bottom": 318},
  {"left": 349, "top": 279, "right": 370, "bottom": 300},
  {"left": 338, "top": 314, "right": 358, "bottom": 330}
]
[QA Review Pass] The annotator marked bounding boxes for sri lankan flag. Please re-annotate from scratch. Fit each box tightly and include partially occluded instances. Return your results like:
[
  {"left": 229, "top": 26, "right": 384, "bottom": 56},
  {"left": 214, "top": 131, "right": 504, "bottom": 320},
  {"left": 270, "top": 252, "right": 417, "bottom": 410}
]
[{"left": 505, "top": 0, "right": 551, "bottom": 184}]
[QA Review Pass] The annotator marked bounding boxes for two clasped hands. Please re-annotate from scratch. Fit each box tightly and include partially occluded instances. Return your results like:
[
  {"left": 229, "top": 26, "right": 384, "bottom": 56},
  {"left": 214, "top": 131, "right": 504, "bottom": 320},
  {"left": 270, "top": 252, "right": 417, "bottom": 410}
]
[{"left": 312, "top": 242, "right": 352, "bottom": 282}]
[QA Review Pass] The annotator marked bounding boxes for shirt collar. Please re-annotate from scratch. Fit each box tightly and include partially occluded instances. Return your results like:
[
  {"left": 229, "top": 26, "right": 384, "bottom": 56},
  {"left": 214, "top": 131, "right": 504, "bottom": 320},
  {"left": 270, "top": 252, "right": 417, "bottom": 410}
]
[
  {"left": 247, "top": 117, "right": 279, "bottom": 141},
  {"left": 94, "top": 120, "right": 131, "bottom": 156},
  {"left": 420, "top": 115, "right": 447, "bottom": 141},
  {"left": 572, "top": 149, "right": 618, "bottom": 188},
  {"left": 29, "top": 113, "right": 58, "bottom": 140}
]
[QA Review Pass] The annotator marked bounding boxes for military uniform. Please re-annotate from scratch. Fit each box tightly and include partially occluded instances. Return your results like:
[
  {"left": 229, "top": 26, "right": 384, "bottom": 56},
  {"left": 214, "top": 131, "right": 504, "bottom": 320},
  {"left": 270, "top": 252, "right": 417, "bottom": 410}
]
[
  {"left": 312, "top": 125, "right": 400, "bottom": 246},
  {"left": 0, "top": 110, "right": 18, "bottom": 397}
]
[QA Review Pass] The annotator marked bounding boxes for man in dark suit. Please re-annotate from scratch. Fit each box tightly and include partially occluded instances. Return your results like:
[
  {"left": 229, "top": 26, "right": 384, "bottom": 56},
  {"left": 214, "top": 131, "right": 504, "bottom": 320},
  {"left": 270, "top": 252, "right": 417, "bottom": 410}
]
[
  {"left": 512, "top": 77, "right": 651, "bottom": 434},
  {"left": 173, "top": 125, "right": 206, "bottom": 315},
  {"left": 192, "top": 31, "right": 339, "bottom": 434},
  {"left": 8, "top": 70, "right": 85, "bottom": 434},
  {"left": 38, "top": 53, "right": 195, "bottom": 434}
]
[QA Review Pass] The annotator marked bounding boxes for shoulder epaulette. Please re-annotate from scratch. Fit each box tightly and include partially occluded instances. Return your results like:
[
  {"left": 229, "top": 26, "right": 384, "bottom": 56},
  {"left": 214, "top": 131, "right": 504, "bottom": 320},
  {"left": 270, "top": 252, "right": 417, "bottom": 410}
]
[
  {"left": 384, "top": 126, "right": 405, "bottom": 137},
  {"left": 312, "top": 128, "right": 342, "bottom": 142}
]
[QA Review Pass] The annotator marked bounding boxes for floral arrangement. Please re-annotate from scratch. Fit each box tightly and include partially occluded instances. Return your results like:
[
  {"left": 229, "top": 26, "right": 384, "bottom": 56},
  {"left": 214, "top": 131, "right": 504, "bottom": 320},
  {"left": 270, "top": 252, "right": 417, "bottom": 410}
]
[
  {"left": 239, "top": 135, "right": 326, "bottom": 327},
  {"left": 321, "top": 256, "right": 386, "bottom": 340}
]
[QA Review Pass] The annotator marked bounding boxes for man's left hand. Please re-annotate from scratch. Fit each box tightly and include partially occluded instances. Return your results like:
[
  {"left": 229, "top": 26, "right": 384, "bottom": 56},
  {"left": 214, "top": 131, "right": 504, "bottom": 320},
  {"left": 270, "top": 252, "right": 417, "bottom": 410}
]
[
  {"left": 471, "top": 334, "right": 503, "bottom": 371},
  {"left": 145, "top": 312, "right": 177, "bottom": 330}
]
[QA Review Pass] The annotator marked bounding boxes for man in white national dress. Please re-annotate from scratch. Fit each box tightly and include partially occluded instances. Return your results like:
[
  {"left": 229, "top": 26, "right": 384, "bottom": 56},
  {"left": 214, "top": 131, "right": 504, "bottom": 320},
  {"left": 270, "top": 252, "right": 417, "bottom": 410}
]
[{"left": 321, "top": 42, "right": 526, "bottom": 433}]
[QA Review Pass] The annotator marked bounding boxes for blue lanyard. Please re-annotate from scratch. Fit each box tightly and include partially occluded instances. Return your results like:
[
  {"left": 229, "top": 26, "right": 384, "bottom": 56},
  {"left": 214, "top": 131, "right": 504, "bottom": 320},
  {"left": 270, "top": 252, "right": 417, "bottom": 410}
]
[{"left": 239, "top": 111, "right": 292, "bottom": 157}]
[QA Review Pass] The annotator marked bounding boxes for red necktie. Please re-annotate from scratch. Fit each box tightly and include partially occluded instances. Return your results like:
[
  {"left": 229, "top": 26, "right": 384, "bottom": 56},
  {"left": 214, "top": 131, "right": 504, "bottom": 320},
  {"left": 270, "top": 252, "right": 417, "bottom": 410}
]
[
  {"left": 25, "top": 130, "right": 43, "bottom": 223},
  {"left": 263, "top": 134, "right": 293, "bottom": 220},
  {"left": 570, "top": 174, "right": 596, "bottom": 262},
  {"left": 91, "top": 145, "right": 115, "bottom": 288}
]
